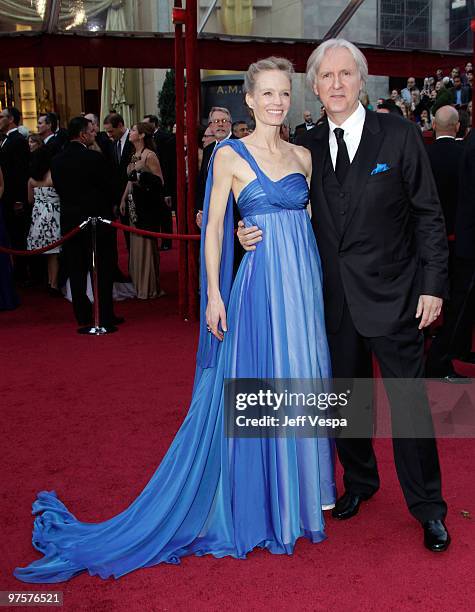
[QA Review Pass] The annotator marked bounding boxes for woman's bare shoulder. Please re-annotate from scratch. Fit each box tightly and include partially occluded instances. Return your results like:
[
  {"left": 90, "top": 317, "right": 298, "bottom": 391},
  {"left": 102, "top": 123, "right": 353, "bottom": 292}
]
[
  {"left": 213, "top": 142, "right": 241, "bottom": 169},
  {"left": 287, "top": 142, "right": 312, "bottom": 174}
]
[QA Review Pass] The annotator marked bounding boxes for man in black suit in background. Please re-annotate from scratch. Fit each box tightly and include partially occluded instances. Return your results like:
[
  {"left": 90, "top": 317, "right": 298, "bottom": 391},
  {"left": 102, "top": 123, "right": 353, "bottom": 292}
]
[
  {"left": 0, "top": 106, "right": 30, "bottom": 281},
  {"left": 37, "top": 113, "right": 63, "bottom": 156},
  {"left": 196, "top": 107, "right": 232, "bottom": 228},
  {"left": 294, "top": 110, "right": 315, "bottom": 138},
  {"left": 143, "top": 114, "right": 176, "bottom": 249},
  {"left": 84, "top": 113, "right": 111, "bottom": 155},
  {"left": 103, "top": 113, "right": 134, "bottom": 250},
  {"left": 427, "top": 127, "right": 475, "bottom": 377},
  {"left": 239, "top": 39, "right": 450, "bottom": 551},
  {"left": 449, "top": 74, "right": 472, "bottom": 106},
  {"left": 51, "top": 117, "right": 119, "bottom": 333},
  {"left": 426, "top": 105, "right": 463, "bottom": 238}
]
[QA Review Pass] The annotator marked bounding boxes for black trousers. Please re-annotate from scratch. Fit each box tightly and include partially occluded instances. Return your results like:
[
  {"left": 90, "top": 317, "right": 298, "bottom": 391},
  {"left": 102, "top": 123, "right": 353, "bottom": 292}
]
[
  {"left": 159, "top": 201, "right": 173, "bottom": 249},
  {"left": 3, "top": 206, "right": 30, "bottom": 281},
  {"left": 327, "top": 302, "right": 447, "bottom": 522},
  {"left": 62, "top": 226, "right": 115, "bottom": 326},
  {"left": 120, "top": 211, "right": 131, "bottom": 252},
  {"left": 426, "top": 258, "right": 475, "bottom": 374}
]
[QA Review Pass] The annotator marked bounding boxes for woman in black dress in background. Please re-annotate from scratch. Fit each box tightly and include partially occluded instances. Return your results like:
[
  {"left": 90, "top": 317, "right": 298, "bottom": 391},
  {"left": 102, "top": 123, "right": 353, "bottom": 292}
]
[{"left": 120, "top": 122, "right": 166, "bottom": 299}]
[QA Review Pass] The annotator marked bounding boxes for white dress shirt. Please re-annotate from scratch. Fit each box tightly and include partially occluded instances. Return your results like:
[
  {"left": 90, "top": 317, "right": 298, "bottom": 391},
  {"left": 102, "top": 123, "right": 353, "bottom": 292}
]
[
  {"left": 44, "top": 133, "right": 55, "bottom": 144},
  {"left": 327, "top": 102, "right": 366, "bottom": 169}
]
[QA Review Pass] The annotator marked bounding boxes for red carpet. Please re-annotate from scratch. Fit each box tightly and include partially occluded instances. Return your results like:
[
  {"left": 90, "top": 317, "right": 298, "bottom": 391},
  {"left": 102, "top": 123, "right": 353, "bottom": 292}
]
[{"left": 1, "top": 244, "right": 474, "bottom": 612}]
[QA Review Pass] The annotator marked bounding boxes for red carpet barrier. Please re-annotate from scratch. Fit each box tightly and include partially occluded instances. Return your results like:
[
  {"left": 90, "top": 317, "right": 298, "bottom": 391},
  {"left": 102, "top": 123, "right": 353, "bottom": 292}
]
[
  {"left": 0, "top": 217, "right": 202, "bottom": 258},
  {"left": 0, "top": 224, "right": 85, "bottom": 255},
  {"left": 0, "top": 216, "right": 203, "bottom": 323},
  {"left": 108, "top": 219, "right": 201, "bottom": 241}
]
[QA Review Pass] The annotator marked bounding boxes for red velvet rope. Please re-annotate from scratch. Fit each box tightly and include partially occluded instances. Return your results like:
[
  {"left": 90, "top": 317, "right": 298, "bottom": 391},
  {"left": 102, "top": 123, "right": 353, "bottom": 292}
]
[
  {"left": 0, "top": 225, "right": 83, "bottom": 256},
  {"left": 109, "top": 220, "right": 201, "bottom": 241}
]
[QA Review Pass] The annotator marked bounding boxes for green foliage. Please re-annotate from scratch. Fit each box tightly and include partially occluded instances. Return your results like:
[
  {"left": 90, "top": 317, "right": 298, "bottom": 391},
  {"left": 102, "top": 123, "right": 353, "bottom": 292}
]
[{"left": 158, "top": 70, "right": 176, "bottom": 130}]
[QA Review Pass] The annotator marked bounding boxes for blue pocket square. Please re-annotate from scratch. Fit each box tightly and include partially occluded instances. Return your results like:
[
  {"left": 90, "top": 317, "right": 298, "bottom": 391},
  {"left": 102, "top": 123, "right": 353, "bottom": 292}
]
[{"left": 371, "top": 163, "right": 390, "bottom": 176}]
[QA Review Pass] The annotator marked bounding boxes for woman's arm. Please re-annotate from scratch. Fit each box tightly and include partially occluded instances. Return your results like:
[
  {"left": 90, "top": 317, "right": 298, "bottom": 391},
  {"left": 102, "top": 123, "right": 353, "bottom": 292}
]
[
  {"left": 294, "top": 144, "right": 313, "bottom": 217},
  {"left": 27, "top": 178, "right": 34, "bottom": 206},
  {"left": 204, "top": 146, "right": 234, "bottom": 341},
  {"left": 119, "top": 181, "right": 132, "bottom": 217}
]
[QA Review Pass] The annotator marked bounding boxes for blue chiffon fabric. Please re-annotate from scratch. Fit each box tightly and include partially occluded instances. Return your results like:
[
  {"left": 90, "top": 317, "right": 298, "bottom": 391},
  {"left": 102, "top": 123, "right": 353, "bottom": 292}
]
[{"left": 14, "top": 139, "right": 335, "bottom": 583}]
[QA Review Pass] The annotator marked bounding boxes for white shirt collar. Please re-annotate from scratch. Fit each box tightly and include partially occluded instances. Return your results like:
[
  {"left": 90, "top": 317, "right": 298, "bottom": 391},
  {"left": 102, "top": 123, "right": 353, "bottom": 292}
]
[
  {"left": 327, "top": 102, "right": 366, "bottom": 136},
  {"left": 44, "top": 133, "right": 54, "bottom": 144},
  {"left": 6, "top": 127, "right": 18, "bottom": 136},
  {"left": 327, "top": 102, "right": 366, "bottom": 168},
  {"left": 436, "top": 135, "right": 455, "bottom": 140}
]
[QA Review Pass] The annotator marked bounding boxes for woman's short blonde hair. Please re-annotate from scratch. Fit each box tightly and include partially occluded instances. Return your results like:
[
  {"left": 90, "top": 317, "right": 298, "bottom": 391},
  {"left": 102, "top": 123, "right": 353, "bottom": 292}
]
[
  {"left": 306, "top": 38, "right": 368, "bottom": 90},
  {"left": 243, "top": 56, "right": 294, "bottom": 95}
]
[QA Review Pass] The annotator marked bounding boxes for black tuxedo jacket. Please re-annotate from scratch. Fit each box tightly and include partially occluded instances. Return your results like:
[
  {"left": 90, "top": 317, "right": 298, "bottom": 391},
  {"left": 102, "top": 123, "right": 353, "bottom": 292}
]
[
  {"left": 44, "top": 133, "right": 64, "bottom": 157},
  {"left": 426, "top": 137, "right": 464, "bottom": 236},
  {"left": 196, "top": 141, "right": 217, "bottom": 212},
  {"left": 294, "top": 122, "right": 315, "bottom": 136},
  {"left": 54, "top": 128, "right": 69, "bottom": 149},
  {"left": 456, "top": 130, "right": 475, "bottom": 260},
  {"left": 0, "top": 129, "right": 29, "bottom": 209},
  {"left": 106, "top": 133, "right": 135, "bottom": 205},
  {"left": 300, "top": 110, "right": 448, "bottom": 336},
  {"left": 92, "top": 131, "right": 111, "bottom": 155},
  {"left": 154, "top": 129, "right": 176, "bottom": 199},
  {"left": 51, "top": 142, "right": 114, "bottom": 233}
]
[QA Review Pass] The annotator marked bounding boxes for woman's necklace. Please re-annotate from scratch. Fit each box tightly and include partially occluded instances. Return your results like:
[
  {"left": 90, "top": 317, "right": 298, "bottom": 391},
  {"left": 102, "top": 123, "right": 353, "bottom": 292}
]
[{"left": 131, "top": 148, "right": 145, "bottom": 164}]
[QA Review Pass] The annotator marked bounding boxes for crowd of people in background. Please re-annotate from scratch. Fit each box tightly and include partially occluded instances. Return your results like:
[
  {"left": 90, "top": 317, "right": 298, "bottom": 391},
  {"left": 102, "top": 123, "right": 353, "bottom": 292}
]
[
  {"left": 0, "top": 61, "right": 473, "bottom": 361},
  {"left": 0, "top": 106, "right": 176, "bottom": 331}
]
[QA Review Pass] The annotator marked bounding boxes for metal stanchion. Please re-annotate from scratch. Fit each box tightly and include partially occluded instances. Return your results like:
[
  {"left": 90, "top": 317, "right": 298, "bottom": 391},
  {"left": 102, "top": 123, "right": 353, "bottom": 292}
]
[{"left": 78, "top": 217, "right": 117, "bottom": 335}]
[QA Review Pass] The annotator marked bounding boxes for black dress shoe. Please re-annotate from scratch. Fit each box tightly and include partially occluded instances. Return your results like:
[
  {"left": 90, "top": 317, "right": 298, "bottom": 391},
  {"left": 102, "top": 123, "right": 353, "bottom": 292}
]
[
  {"left": 423, "top": 520, "right": 450, "bottom": 552},
  {"left": 332, "top": 491, "right": 371, "bottom": 520},
  {"left": 441, "top": 372, "right": 470, "bottom": 383},
  {"left": 77, "top": 325, "right": 118, "bottom": 335}
]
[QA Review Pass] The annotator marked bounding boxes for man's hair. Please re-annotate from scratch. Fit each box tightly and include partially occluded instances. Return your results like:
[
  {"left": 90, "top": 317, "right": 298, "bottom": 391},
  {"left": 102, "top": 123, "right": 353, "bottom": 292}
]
[
  {"left": 377, "top": 101, "right": 403, "bottom": 117},
  {"left": 208, "top": 106, "right": 232, "bottom": 123},
  {"left": 5, "top": 106, "right": 21, "bottom": 126},
  {"left": 434, "top": 105, "right": 459, "bottom": 133},
  {"left": 68, "top": 116, "right": 91, "bottom": 139},
  {"left": 39, "top": 112, "right": 58, "bottom": 133},
  {"left": 144, "top": 114, "right": 159, "bottom": 128},
  {"left": 232, "top": 120, "right": 247, "bottom": 129},
  {"left": 84, "top": 113, "right": 99, "bottom": 125},
  {"left": 103, "top": 112, "right": 125, "bottom": 128},
  {"left": 306, "top": 38, "right": 368, "bottom": 90}
]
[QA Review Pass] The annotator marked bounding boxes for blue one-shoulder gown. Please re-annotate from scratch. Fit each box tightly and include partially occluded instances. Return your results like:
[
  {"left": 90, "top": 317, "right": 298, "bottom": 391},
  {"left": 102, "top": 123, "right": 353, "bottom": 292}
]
[{"left": 15, "top": 140, "right": 335, "bottom": 583}]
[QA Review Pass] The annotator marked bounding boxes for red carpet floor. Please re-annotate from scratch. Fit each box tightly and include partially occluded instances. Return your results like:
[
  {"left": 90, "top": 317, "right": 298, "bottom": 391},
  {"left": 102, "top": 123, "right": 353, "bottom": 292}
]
[{"left": 1, "top": 244, "right": 474, "bottom": 612}]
